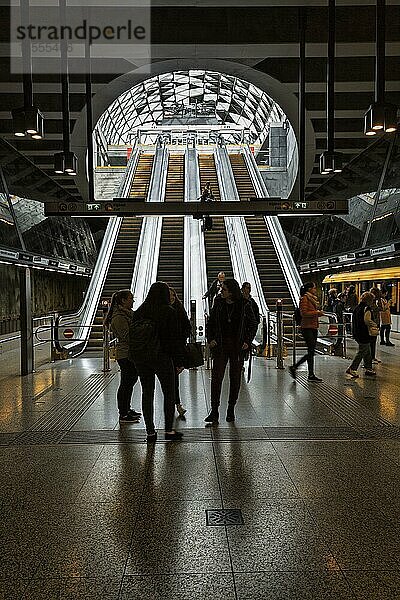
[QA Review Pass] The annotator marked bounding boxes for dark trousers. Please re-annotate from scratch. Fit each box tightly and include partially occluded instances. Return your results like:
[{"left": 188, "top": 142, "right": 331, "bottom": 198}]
[
  {"left": 351, "top": 342, "right": 372, "bottom": 371},
  {"left": 116, "top": 358, "right": 138, "bottom": 416},
  {"left": 370, "top": 335, "right": 377, "bottom": 360},
  {"left": 294, "top": 328, "right": 318, "bottom": 376},
  {"left": 174, "top": 367, "right": 181, "bottom": 406},
  {"left": 211, "top": 339, "right": 244, "bottom": 411},
  {"left": 135, "top": 353, "right": 176, "bottom": 433},
  {"left": 380, "top": 324, "right": 391, "bottom": 343}
]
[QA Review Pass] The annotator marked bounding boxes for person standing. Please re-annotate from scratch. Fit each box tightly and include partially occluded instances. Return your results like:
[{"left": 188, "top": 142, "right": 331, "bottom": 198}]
[
  {"left": 205, "top": 278, "right": 258, "bottom": 423},
  {"left": 380, "top": 290, "right": 395, "bottom": 346},
  {"left": 200, "top": 182, "right": 214, "bottom": 202},
  {"left": 241, "top": 282, "right": 261, "bottom": 324},
  {"left": 131, "top": 281, "right": 185, "bottom": 442},
  {"left": 203, "top": 271, "right": 226, "bottom": 307},
  {"left": 169, "top": 286, "right": 192, "bottom": 417},
  {"left": 104, "top": 289, "right": 141, "bottom": 423},
  {"left": 289, "top": 282, "right": 324, "bottom": 382},
  {"left": 345, "top": 291, "right": 378, "bottom": 378},
  {"left": 325, "top": 288, "right": 345, "bottom": 356}
]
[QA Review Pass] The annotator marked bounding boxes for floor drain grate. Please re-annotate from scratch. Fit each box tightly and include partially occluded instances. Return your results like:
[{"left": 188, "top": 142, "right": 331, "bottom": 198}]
[{"left": 206, "top": 509, "right": 244, "bottom": 526}]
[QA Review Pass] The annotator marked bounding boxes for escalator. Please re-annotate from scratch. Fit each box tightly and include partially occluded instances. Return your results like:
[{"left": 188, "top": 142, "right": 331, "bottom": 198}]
[
  {"left": 86, "top": 153, "right": 154, "bottom": 350},
  {"left": 229, "top": 153, "right": 294, "bottom": 312},
  {"left": 156, "top": 217, "right": 184, "bottom": 298},
  {"left": 164, "top": 154, "right": 184, "bottom": 202},
  {"left": 156, "top": 153, "right": 185, "bottom": 298},
  {"left": 199, "top": 153, "right": 233, "bottom": 291}
]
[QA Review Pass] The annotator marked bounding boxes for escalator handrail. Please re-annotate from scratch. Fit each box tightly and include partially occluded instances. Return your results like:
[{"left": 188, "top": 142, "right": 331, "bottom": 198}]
[{"left": 57, "top": 145, "right": 140, "bottom": 355}]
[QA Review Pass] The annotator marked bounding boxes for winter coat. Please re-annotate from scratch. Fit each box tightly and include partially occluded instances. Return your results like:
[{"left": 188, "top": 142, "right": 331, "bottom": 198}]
[
  {"left": 110, "top": 306, "right": 134, "bottom": 361},
  {"left": 352, "top": 302, "right": 377, "bottom": 344},
  {"left": 299, "top": 292, "right": 321, "bottom": 330},
  {"left": 206, "top": 296, "right": 258, "bottom": 352}
]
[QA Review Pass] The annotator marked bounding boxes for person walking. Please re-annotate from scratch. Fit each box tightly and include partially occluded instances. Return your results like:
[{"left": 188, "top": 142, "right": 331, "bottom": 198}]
[
  {"left": 289, "top": 282, "right": 324, "bottom": 382},
  {"left": 380, "top": 290, "right": 395, "bottom": 346},
  {"left": 169, "top": 286, "right": 192, "bottom": 417},
  {"left": 325, "top": 288, "right": 345, "bottom": 356},
  {"left": 345, "top": 291, "right": 378, "bottom": 378},
  {"left": 205, "top": 278, "right": 258, "bottom": 423},
  {"left": 131, "top": 281, "right": 186, "bottom": 442},
  {"left": 203, "top": 271, "right": 226, "bottom": 307},
  {"left": 369, "top": 287, "right": 382, "bottom": 364},
  {"left": 104, "top": 289, "right": 141, "bottom": 423}
]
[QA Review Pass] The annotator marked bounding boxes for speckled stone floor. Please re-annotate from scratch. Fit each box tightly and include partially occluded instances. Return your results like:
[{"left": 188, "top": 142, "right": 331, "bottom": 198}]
[{"left": 0, "top": 340, "right": 399, "bottom": 599}]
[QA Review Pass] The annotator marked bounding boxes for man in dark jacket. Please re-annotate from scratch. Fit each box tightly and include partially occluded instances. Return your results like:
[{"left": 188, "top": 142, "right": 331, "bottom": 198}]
[
  {"left": 205, "top": 278, "right": 258, "bottom": 423},
  {"left": 203, "top": 271, "right": 226, "bottom": 307},
  {"left": 345, "top": 291, "right": 377, "bottom": 378}
]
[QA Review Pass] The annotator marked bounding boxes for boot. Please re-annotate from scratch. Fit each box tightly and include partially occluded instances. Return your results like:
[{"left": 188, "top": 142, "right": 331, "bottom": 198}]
[{"left": 204, "top": 410, "right": 219, "bottom": 423}]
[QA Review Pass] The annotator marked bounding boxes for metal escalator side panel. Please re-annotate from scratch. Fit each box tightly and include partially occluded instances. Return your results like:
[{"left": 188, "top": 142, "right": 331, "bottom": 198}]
[
  {"left": 242, "top": 145, "right": 302, "bottom": 306},
  {"left": 184, "top": 147, "right": 208, "bottom": 333}
]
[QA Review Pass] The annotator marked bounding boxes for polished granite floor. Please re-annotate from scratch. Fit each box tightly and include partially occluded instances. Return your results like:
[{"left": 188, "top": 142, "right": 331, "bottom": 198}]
[{"left": 0, "top": 340, "right": 399, "bottom": 600}]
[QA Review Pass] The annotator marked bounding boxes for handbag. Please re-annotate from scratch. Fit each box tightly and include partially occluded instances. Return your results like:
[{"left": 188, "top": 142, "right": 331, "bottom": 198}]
[
  {"left": 367, "top": 321, "right": 379, "bottom": 336},
  {"left": 183, "top": 342, "right": 204, "bottom": 368}
]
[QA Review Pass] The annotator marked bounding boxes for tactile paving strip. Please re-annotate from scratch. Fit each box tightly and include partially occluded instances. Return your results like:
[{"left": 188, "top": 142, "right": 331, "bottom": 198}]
[
  {"left": 27, "top": 372, "right": 116, "bottom": 432},
  {"left": 294, "top": 373, "right": 393, "bottom": 429}
]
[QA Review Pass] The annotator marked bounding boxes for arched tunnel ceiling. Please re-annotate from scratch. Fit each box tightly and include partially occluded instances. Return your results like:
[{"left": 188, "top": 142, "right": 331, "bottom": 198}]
[
  {"left": 97, "top": 70, "right": 285, "bottom": 147},
  {"left": 0, "top": 2, "right": 400, "bottom": 202}
]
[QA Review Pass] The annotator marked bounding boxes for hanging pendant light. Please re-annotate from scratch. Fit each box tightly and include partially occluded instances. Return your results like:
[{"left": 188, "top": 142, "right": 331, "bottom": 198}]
[
  {"left": 53, "top": 0, "right": 77, "bottom": 176},
  {"left": 364, "top": 0, "right": 398, "bottom": 135},
  {"left": 319, "top": 0, "right": 344, "bottom": 175},
  {"left": 12, "top": 1, "right": 45, "bottom": 140}
]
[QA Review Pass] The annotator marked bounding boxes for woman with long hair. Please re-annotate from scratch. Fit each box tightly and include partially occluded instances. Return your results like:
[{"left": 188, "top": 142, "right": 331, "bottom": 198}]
[
  {"left": 104, "top": 289, "right": 141, "bottom": 423},
  {"left": 205, "top": 278, "right": 258, "bottom": 423},
  {"left": 169, "top": 287, "right": 192, "bottom": 417},
  {"left": 289, "top": 282, "right": 324, "bottom": 382},
  {"left": 132, "top": 281, "right": 186, "bottom": 441}
]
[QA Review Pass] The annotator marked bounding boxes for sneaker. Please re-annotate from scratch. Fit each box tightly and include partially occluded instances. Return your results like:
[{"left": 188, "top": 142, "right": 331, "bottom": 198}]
[
  {"left": 365, "top": 370, "right": 377, "bottom": 377},
  {"left": 288, "top": 365, "right": 296, "bottom": 379},
  {"left": 204, "top": 411, "right": 219, "bottom": 423},
  {"left": 372, "top": 359, "right": 381, "bottom": 364},
  {"left": 308, "top": 375, "right": 323, "bottom": 382},
  {"left": 146, "top": 431, "right": 157, "bottom": 443},
  {"left": 386, "top": 342, "right": 395, "bottom": 347},
  {"left": 128, "top": 409, "right": 141, "bottom": 418},
  {"left": 345, "top": 367, "right": 359, "bottom": 378},
  {"left": 165, "top": 431, "right": 184, "bottom": 441},
  {"left": 119, "top": 413, "right": 140, "bottom": 423},
  {"left": 176, "top": 404, "right": 187, "bottom": 417}
]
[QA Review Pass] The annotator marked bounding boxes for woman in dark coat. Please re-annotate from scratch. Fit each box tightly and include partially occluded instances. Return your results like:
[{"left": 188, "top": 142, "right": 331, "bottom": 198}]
[
  {"left": 205, "top": 278, "right": 258, "bottom": 423},
  {"left": 132, "top": 282, "right": 186, "bottom": 442},
  {"left": 169, "top": 287, "right": 192, "bottom": 417}
]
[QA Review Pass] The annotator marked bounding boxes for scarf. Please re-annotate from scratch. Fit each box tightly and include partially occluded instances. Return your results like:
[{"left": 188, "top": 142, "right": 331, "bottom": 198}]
[{"left": 305, "top": 291, "right": 320, "bottom": 309}]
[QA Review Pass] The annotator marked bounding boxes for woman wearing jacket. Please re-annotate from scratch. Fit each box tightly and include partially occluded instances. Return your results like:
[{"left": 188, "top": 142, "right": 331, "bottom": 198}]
[
  {"left": 205, "top": 278, "right": 258, "bottom": 423},
  {"left": 104, "top": 289, "right": 141, "bottom": 423},
  {"left": 132, "top": 281, "right": 186, "bottom": 442},
  {"left": 289, "top": 282, "right": 324, "bottom": 382},
  {"left": 169, "top": 287, "right": 192, "bottom": 417}
]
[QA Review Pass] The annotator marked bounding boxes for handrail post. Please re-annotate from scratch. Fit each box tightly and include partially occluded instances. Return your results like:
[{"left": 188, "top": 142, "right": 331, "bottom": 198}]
[
  {"left": 276, "top": 299, "right": 284, "bottom": 369},
  {"left": 266, "top": 312, "right": 272, "bottom": 359},
  {"left": 103, "top": 324, "right": 111, "bottom": 372},
  {"left": 292, "top": 313, "right": 297, "bottom": 366}
]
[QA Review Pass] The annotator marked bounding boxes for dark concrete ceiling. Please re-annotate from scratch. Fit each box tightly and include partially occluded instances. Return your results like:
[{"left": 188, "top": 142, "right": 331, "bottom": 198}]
[{"left": 0, "top": 2, "right": 399, "bottom": 202}]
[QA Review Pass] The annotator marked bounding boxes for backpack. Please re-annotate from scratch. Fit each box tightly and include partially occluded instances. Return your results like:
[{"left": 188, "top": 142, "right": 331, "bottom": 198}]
[
  {"left": 294, "top": 306, "right": 302, "bottom": 325},
  {"left": 129, "top": 318, "right": 160, "bottom": 363}
]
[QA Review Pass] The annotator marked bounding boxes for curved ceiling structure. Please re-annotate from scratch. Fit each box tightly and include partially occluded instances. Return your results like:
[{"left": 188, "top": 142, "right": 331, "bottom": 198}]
[{"left": 96, "top": 70, "right": 287, "bottom": 147}]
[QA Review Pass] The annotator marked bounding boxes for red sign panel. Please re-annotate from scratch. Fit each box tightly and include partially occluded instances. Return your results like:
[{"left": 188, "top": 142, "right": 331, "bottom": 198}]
[{"left": 63, "top": 328, "right": 74, "bottom": 339}]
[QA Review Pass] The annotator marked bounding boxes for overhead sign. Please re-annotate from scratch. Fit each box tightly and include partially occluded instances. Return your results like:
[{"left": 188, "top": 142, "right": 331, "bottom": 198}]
[{"left": 44, "top": 198, "right": 349, "bottom": 217}]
